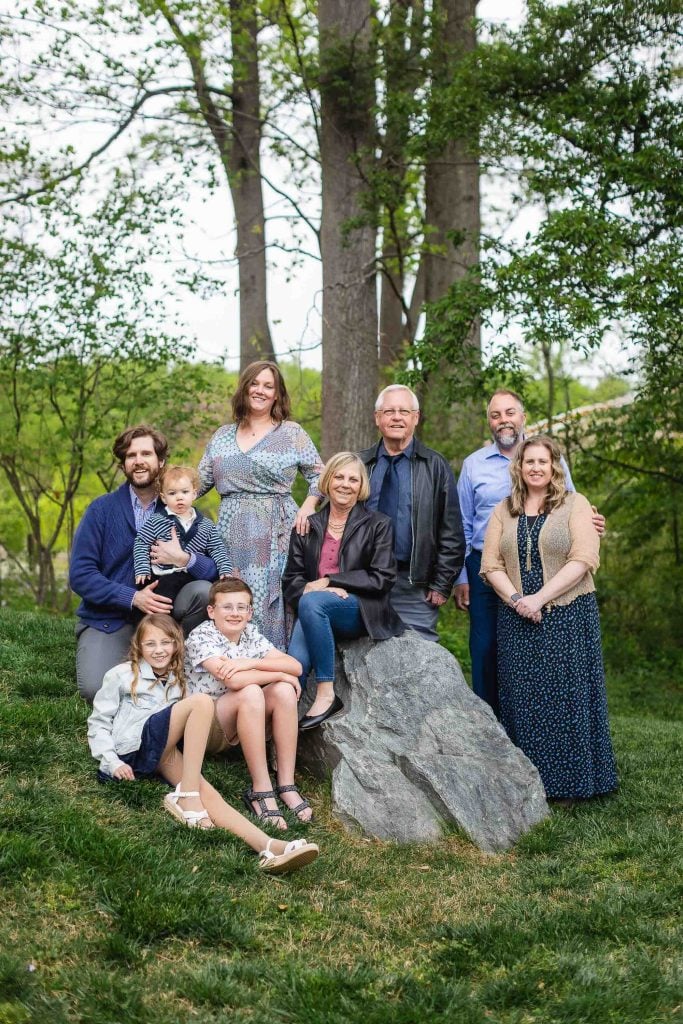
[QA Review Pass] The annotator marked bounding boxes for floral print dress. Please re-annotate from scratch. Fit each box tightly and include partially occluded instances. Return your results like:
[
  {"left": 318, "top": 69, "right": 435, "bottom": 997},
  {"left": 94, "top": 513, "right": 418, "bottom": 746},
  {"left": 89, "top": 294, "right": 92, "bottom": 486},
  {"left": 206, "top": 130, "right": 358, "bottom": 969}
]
[{"left": 198, "top": 421, "right": 323, "bottom": 648}]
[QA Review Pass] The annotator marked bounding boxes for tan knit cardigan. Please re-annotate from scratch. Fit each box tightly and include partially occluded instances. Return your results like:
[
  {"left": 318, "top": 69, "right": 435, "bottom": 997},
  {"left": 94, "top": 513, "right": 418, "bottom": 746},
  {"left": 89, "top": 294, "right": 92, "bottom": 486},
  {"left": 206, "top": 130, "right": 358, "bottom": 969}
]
[{"left": 480, "top": 491, "right": 600, "bottom": 607}]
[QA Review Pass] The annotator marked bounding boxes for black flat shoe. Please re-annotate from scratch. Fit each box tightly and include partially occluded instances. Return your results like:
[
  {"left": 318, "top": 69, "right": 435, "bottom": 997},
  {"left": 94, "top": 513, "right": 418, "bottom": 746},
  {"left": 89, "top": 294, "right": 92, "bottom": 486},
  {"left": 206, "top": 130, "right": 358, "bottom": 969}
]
[{"left": 299, "top": 695, "right": 344, "bottom": 731}]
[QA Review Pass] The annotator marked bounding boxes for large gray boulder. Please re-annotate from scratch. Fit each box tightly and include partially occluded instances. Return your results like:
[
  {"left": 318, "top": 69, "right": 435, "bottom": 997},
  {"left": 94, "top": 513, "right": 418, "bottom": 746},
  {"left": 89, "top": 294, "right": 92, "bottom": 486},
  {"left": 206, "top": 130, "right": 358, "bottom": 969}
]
[{"left": 297, "top": 633, "right": 549, "bottom": 853}]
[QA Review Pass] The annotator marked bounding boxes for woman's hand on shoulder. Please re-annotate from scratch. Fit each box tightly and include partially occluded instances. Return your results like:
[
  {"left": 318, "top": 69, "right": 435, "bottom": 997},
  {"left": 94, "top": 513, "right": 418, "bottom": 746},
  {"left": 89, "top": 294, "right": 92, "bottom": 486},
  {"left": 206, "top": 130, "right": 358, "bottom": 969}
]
[
  {"left": 294, "top": 495, "right": 319, "bottom": 535},
  {"left": 591, "top": 505, "right": 606, "bottom": 536}
]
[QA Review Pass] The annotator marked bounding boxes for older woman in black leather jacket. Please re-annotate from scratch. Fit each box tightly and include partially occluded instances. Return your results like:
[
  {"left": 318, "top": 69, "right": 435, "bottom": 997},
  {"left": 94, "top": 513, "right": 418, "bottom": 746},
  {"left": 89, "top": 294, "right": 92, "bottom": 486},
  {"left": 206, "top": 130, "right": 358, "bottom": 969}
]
[{"left": 283, "top": 452, "right": 404, "bottom": 730}]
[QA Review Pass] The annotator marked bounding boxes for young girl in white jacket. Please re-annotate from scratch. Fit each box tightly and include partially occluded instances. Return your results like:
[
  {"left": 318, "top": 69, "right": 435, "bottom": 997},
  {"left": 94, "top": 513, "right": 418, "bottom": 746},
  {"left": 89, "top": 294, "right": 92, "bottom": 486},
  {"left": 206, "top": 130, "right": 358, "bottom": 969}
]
[{"left": 87, "top": 613, "right": 318, "bottom": 875}]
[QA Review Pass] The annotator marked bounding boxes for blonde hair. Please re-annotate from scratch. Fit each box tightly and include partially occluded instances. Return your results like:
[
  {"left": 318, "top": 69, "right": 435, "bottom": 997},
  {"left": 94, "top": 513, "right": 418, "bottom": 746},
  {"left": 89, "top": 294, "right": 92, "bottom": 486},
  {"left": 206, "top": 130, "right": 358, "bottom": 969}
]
[
  {"left": 129, "top": 614, "right": 187, "bottom": 702},
  {"left": 508, "top": 434, "right": 567, "bottom": 517},
  {"left": 160, "top": 464, "right": 200, "bottom": 491},
  {"left": 319, "top": 452, "right": 370, "bottom": 502}
]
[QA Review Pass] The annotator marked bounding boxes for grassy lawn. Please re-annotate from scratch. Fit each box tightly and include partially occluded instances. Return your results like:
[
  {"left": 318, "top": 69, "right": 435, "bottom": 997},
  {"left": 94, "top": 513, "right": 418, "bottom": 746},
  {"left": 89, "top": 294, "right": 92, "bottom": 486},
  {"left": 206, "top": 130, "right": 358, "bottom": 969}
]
[{"left": 0, "top": 609, "right": 681, "bottom": 1024}]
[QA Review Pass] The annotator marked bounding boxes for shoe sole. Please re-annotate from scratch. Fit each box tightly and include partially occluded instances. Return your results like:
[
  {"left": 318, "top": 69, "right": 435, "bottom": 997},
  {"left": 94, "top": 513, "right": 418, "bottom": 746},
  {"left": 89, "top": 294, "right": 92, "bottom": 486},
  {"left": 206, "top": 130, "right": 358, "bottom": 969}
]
[{"left": 259, "top": 845, "right": 319, "bottom": 875}]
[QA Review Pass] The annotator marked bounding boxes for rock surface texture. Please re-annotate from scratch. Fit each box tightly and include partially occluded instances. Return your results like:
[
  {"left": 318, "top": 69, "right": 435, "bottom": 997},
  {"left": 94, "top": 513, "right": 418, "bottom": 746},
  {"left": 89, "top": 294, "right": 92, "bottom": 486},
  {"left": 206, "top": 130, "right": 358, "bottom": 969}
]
[{"left": 297, "top": 633, "right": 549, "bottom": 852}]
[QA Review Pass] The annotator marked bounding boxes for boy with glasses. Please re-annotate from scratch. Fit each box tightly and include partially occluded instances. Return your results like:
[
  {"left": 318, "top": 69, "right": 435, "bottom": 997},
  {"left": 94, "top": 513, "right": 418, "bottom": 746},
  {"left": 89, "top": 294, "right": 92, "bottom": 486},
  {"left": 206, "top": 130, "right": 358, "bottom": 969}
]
[{"left": 184, "top": 579, "right": 312, "bottom": 828}]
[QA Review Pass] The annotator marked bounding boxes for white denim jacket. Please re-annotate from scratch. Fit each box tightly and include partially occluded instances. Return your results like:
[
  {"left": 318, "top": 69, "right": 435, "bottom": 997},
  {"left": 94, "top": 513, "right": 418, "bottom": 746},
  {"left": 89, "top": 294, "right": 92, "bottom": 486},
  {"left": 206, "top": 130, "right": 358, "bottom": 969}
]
[{"left": 87, "top": 660, "right": 182, "bottom": 777}]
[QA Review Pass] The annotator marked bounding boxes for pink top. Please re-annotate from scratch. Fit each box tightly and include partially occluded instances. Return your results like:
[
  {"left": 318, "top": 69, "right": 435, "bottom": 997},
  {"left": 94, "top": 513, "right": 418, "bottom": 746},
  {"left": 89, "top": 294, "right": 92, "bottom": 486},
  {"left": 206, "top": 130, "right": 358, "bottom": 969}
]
[{"left": 318, "top": 532, "right": 341, "bottom": 577}]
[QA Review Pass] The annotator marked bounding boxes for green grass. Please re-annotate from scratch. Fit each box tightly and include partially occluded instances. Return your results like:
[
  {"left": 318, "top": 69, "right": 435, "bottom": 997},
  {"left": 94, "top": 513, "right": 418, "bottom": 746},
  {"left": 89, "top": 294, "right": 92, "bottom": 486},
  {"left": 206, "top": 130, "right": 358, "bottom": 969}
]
[{"left": 0, "top": 610, "right": 681, "bottom": 1024}]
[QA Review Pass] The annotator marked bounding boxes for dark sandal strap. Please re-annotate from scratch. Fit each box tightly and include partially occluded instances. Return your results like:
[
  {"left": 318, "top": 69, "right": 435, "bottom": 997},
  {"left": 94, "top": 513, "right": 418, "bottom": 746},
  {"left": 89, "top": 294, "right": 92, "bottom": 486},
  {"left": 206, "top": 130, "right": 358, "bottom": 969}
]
[
  {"left": 276, "top": 784, "right": 311, "bottom": 816},
  {"left": 244, "top": 789, "right": 283, "bottom": 821}
]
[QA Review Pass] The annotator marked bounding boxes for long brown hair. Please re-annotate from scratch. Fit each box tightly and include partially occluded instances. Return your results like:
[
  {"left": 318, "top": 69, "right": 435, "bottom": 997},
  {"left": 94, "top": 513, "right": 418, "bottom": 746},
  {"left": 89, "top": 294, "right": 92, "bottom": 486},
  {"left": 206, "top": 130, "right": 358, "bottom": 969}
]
[
  {"left": 231, "top": 361, "right": 291, "bottom": 425},
  {"left": 129, "top": 614, "right": 187, "bottom": 702},
  {"left": 508, "top": 434, "right": 567, "bottom": 516}
]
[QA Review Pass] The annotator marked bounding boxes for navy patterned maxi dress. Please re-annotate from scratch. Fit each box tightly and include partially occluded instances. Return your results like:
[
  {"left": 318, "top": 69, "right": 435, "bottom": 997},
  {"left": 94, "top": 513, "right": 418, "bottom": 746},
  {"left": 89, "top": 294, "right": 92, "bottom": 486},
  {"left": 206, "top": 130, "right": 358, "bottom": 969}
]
[{"left": 497, "top": 515, "right": 618, "bottom": 800}]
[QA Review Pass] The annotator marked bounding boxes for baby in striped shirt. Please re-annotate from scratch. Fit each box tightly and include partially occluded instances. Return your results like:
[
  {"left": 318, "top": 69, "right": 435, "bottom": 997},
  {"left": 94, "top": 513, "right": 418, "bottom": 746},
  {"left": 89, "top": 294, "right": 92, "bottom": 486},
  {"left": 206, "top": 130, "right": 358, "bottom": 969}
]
[{"left": 134, "top": 465, "right": 232, "bottom": 602}]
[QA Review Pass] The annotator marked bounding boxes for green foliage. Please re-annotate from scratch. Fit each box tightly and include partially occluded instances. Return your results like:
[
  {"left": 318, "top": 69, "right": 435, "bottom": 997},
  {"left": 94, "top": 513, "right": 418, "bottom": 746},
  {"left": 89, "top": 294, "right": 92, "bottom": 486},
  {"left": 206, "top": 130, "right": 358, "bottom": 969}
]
[
  {"left": 410, "top": 0, "right": 682, "bottom": 406},
  {"left": 0, "top": 172, "right": 195, "bottom": 606}
]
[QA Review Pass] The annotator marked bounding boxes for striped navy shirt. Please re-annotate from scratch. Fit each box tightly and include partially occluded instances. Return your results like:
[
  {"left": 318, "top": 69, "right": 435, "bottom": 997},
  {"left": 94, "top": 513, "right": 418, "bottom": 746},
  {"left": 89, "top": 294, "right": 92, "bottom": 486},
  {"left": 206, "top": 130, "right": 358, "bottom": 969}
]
[{"left": 133, "top": 508, "right": 232, "bottom": 578}]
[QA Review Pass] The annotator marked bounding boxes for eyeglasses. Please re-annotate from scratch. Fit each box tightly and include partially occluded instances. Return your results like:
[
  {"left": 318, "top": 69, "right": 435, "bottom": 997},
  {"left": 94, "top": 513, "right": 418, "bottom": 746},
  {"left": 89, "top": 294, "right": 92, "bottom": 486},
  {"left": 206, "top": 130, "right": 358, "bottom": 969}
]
[
  {"left": 141, "top": 640, "right": 175, "bottom": 650},
  {"left": 215, "top": 604, "right": 251, "bottom": 613},
  {"left": 379, "top": 408, "right": 415, "bottom": 417}
]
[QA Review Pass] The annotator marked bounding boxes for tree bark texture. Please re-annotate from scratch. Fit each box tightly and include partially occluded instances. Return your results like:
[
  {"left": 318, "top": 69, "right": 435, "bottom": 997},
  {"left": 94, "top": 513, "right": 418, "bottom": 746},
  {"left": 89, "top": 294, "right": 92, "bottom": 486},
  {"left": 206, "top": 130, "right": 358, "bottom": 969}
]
[
  {"left": 155, "top": 0, "right": 274, "bottom": 368},
  {"left": 421, "top": 0, "right": 481, "bottom": 460},
  {"left": 318, "top": 0, "right": 378, "bottom": 457},
  {"left": 229, "top": 0, "right": 275, "bottom": 367}
]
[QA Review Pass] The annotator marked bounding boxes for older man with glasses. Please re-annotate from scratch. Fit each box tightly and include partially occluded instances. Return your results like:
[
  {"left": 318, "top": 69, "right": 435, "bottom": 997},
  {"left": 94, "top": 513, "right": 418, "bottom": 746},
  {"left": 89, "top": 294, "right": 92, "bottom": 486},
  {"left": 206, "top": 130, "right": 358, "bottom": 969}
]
[{"left": 358, "top": 385, "right": 465, "bottom": 641}]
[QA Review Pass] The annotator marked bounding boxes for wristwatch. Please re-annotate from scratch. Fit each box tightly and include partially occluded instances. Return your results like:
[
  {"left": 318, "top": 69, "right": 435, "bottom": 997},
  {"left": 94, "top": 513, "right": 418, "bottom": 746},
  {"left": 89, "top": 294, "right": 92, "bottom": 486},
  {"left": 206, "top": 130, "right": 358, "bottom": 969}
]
[{"left": 510, "top": 593, "right": 522, "bottom": 605}]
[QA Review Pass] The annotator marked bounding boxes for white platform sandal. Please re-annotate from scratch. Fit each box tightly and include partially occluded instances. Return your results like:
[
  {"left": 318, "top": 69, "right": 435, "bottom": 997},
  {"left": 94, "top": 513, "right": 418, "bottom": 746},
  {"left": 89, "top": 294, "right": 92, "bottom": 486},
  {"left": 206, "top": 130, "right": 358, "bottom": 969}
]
[
  {"left": 258, "top": 838, "right": 319, "bottom": 875},
  {"left": 163, "top": 784, "right": 214, "bottom": 829}
]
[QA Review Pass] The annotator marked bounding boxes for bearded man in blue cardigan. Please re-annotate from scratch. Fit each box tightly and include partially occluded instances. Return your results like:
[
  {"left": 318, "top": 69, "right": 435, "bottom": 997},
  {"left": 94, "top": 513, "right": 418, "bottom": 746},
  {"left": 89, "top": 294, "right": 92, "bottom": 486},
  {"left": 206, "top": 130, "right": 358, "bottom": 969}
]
[{"left": 69, "top": 425, "right": 219, "bottom": 701}]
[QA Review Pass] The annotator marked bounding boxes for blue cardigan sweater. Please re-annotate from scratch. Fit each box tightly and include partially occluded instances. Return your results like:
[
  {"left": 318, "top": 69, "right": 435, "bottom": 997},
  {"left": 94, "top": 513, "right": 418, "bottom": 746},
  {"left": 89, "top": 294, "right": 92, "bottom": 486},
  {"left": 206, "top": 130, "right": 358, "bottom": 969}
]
[{"left": 69, "top": 483, "right": 218, "bottom": 634}]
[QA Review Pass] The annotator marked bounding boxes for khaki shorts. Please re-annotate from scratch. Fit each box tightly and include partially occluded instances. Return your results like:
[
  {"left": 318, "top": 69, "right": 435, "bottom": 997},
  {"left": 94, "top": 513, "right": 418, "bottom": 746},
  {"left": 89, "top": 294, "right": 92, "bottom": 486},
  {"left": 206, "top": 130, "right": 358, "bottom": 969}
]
[{"left": 206, "top": 707, "right": 239, "bottom": 755}]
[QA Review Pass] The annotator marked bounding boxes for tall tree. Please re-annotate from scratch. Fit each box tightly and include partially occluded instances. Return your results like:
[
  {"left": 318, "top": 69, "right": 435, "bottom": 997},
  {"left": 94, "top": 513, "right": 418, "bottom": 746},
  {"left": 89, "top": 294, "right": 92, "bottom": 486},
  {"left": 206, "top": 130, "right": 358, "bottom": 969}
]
[
  {"left": 318, "top": 0, "right": 378, "bottom": 454},
  {"left": 152, "top": 0, "right": 275, "bottom": 365}
]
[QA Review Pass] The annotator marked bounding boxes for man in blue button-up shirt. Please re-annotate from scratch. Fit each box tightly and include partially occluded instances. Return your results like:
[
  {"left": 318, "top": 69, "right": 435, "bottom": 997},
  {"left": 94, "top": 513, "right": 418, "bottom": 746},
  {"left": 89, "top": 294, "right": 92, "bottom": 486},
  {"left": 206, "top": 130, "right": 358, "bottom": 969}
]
[{"left": 454, "top": 389, "right": 607, "bottom": 718}]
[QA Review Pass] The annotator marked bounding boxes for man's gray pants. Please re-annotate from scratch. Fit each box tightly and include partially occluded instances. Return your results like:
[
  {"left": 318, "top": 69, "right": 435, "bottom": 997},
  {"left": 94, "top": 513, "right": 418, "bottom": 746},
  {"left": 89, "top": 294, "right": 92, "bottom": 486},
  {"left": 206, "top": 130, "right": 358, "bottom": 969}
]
[
  {"left": 389, "top": 566, "right": 440, "bottom": 642},
  {"left": 75, "top": 580, "right": 211, "bottom": 703}
]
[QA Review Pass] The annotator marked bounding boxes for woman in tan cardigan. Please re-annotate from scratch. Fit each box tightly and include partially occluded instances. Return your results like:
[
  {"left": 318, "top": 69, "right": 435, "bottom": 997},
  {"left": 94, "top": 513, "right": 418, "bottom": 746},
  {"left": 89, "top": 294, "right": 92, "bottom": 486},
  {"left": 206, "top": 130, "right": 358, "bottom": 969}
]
[{"left": 480, "top": 435, "right": 617, "bottom": 803}]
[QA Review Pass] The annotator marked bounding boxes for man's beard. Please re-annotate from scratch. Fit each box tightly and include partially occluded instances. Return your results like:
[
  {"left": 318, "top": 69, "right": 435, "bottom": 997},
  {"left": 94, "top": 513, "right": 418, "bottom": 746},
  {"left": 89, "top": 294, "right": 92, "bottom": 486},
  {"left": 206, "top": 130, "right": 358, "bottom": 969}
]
[
  {"left": 125, "top": 464, "right": 161, "bottom": 489},
  {"left": 493, "top": 425, "right": 520, "bottom": 450}
]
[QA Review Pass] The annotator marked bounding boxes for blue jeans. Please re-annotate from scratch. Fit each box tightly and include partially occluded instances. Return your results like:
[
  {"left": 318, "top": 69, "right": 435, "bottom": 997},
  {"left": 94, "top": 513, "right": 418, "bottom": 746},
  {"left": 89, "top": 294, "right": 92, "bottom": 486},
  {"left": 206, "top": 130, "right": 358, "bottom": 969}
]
[
  {"left": 287, "top": 591, "right": 366, "bottom": 685},
  {"left": 466, "top": 549, "right": 500, "bottom": 718}
]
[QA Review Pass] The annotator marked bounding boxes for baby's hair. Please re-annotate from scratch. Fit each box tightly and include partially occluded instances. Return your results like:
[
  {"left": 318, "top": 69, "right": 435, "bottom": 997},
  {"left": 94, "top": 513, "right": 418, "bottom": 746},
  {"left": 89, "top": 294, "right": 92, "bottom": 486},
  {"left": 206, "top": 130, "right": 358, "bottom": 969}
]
[
  {"left": 209, "top": 578, "right": 253, "bottom": 605},
  {"left": 129, "top": 614, "right": 187, "bottom": 701},
  {"left": 160, "top": 464, "right": 200, "bottom": 491}
]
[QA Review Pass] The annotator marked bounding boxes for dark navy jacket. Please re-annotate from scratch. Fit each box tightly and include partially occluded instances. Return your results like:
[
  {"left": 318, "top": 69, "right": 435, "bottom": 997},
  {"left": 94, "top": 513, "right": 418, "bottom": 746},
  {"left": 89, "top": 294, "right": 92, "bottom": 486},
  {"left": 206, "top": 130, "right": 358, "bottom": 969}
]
[{"left": 69, "top": 483, "right": 217, "bottom": 634}]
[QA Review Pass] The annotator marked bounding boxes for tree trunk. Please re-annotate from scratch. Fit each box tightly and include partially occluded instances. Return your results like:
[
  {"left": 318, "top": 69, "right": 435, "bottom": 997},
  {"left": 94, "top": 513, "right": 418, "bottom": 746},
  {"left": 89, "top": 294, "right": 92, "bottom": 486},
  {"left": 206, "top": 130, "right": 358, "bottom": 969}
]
[
  {"left": 318, "top": 0, "right": 379, "bottom": 456},
  {"left": 421, "top": 0, "right": 481, "bottom": 462},
  {"left": 229, "top": 0, "right": 276, "bottom": 366},
  {"left": 378, "top": 0, "right": 424, "bottom": 370},
  {"left": 155, "top": 0, "right": 274, "bottom": 367}
]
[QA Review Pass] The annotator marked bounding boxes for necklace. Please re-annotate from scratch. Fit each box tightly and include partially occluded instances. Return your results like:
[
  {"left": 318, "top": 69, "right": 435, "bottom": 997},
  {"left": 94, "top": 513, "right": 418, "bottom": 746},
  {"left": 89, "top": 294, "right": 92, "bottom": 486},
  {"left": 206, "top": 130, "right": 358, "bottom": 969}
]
[
  {"left": 522, "top": 512, "right": 543, "bottom": 571},
  {"left": 327, "top": 515, "right": 349, "bottom": 536},
  {"left": 242, "top": 417, "right": 274, "bottom": 438}
]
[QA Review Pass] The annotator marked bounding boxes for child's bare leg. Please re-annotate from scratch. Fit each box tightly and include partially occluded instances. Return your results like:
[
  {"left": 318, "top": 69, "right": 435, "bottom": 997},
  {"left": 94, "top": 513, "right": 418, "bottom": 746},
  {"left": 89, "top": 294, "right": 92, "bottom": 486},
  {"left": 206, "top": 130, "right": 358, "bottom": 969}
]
[
  {"left": 159, "top": 694, "right": 214, "bottom": 826},
  {"left": 265, "top": 681, "right": 313, "bottom": 822},
  {"left": 197, "top": 778, "right": 292, "bottom": 853},
  {"left": 215, "top": 686, "right": 285, "bottom": 829}
]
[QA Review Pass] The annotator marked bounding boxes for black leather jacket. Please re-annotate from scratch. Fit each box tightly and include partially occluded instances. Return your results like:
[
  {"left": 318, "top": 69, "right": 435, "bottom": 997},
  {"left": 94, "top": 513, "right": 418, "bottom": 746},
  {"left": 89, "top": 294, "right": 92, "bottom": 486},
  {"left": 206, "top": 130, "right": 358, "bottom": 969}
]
[
  {"left": 282, "top": 502, "right": 405, "bottom": 641},
  {"left": 359, "top": 436, "right": 465, "bottom": 596}
]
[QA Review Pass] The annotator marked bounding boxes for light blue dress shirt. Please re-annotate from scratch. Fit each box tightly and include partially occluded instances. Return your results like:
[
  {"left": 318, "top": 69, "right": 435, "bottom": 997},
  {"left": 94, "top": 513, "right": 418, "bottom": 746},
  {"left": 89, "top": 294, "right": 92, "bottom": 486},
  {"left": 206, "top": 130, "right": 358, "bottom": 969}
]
[{"left": 456, "top": 443, "right": 574, "bottom": 585}]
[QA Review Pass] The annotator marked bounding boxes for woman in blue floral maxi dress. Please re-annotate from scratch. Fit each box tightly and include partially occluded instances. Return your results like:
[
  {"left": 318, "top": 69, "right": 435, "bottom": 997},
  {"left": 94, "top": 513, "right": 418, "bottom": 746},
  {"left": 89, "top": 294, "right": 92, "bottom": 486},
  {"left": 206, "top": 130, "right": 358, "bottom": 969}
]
[{"left": 198, "top": 362, "right": 323, "bottom": 649}]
